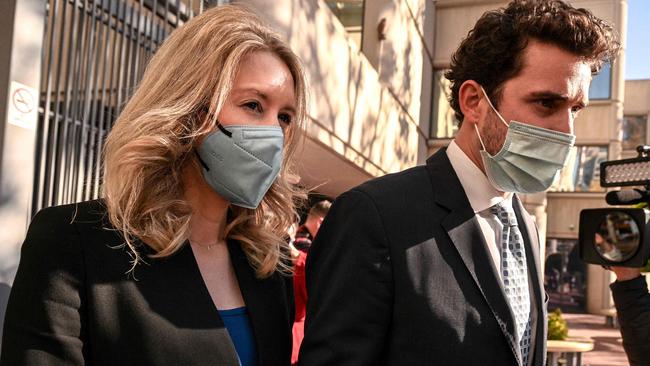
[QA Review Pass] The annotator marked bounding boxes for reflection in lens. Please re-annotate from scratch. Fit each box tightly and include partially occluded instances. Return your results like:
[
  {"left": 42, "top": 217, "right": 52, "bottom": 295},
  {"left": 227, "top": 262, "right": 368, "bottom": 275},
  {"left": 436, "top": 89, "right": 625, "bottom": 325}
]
[{"left": 594, "top": 212, "right": 640, "bottom": 262}]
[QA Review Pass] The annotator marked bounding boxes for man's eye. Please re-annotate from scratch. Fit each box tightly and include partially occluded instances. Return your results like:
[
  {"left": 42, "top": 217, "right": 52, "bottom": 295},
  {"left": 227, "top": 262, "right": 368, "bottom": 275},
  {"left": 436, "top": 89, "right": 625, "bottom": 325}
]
[
  {"left": 538, "top": 99, "right": 555, "bottom": 109},
  {"left": 278, "top": 113, "right": 292, "bottom": 124},
  {"left": 571, "top": 105, "right": 583, "bottom": 116},
  {"left": 243, "top": 101, "right": 262, "bottom": 112}
]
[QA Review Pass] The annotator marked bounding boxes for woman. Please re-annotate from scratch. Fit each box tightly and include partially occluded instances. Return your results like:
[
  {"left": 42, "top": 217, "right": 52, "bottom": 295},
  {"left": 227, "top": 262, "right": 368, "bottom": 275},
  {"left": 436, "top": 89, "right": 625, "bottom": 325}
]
[{"left": 1, "top": 4, "right": 307, "bottom": 366}]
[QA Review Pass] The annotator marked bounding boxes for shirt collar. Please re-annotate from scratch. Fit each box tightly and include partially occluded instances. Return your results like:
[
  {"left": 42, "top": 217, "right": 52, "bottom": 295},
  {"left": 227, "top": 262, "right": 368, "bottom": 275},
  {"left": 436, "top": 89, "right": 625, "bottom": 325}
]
[{"left": 446, "top": 140, "right": 513, "bottom": 213}]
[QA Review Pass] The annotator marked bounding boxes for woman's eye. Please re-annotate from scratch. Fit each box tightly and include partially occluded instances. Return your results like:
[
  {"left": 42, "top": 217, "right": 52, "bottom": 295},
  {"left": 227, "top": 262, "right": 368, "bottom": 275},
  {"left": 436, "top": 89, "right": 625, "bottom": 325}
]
[
  {"left": 243, "top": 101, "right": 262, "bottom": 112},
  {"left": 278, "top": 113, "right": 292, "bottom": 124}
]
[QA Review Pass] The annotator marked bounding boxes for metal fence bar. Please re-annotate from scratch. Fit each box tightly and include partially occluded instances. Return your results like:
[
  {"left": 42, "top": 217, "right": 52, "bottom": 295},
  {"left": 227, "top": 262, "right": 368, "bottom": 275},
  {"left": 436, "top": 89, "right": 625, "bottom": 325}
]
[
  {"left": 107, "top": 0, "right": 119, "bottom": 127},
  {"left": 46, "top": 0, "right": 71, "bottom": 207},
  {"left": 61, "top": 0, "right": 88, "bottom": 204},
  {"left": 70, "top": 0, "right": 96, "bottom": 202},
  {"left": 84, "top": 0, "right": 106, "bottom": 200},
  {"left": 33, "top": 0, "right": 58, "bottom": 211},
  {"left": 92, "top": 0, "right": 114, "bottom": 198},
  {"left": 56, "top": 0, "right": 81, "bottom": 207},
  {"left": 123, "top": 1, "right": 135, "bottom": 107},
  {"left": 131, "top": 1, "right": 142, "bottom": 92},
  {"left": 33, "top": 0, "right": 201, "bottom": 215},
  {"left": 115, "top": 0, "right": 129, "bottom": 116}
]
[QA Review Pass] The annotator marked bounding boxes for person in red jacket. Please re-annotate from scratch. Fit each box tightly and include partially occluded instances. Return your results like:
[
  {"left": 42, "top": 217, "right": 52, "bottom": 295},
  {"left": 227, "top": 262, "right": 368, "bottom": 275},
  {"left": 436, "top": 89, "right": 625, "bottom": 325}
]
[{"left": 292, "top": 200, "right": 331, "bottom": 365}]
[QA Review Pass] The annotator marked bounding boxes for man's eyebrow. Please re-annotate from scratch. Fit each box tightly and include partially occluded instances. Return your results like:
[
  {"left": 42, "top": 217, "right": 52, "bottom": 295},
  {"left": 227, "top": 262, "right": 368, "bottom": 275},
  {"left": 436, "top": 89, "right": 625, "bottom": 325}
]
[
  {"left": 528, "top": 91, "right": 569, "bottom": 100},
  {"left": 528, "top": 91, "right": 587, "bottom": 107}
]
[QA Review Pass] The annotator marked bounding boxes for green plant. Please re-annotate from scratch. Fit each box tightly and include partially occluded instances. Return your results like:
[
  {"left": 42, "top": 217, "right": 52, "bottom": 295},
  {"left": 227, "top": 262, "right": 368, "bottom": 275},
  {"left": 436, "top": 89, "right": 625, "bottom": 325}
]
[{"left": 547, "top": 308, "right": 569, "bottom": 340}]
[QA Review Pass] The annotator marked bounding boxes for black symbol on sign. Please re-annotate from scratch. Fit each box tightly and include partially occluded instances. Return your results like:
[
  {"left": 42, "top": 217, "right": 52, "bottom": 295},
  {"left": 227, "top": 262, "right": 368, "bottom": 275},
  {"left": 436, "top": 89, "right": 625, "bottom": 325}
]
[{"left": 12, "top": 88, "right": 34, "bottom": 114}]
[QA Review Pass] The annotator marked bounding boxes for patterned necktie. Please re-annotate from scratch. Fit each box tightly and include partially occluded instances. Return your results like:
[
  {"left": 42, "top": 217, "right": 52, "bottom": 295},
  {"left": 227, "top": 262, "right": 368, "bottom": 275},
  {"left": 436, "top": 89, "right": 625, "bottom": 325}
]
[{"left": 491, "top": 202, "right": 532, "bottom": 366}]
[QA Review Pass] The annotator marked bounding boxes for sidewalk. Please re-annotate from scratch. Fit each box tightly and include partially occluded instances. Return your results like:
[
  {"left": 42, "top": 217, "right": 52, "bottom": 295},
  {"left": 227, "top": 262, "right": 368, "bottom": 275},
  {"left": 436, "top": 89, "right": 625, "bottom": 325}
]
[{"left": 562, "top": 313, "right": 629, "bottom": 366}]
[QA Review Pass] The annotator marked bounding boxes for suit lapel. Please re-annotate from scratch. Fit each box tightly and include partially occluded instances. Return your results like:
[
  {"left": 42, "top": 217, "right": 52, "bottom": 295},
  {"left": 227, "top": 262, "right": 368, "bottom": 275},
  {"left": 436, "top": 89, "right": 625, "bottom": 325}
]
[
  {"left": 139, "top": 244, "right": 241, "bottom": 365},
  {"left": 426, "top": 149, "right": 522, "bottom": 364}
]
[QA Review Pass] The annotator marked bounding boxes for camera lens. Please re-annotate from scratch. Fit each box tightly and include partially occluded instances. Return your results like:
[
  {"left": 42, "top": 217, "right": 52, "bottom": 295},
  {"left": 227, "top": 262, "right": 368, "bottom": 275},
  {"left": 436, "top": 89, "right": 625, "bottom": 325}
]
[{"left": 593, "top": 212, "right": 641, "bottom": 262}]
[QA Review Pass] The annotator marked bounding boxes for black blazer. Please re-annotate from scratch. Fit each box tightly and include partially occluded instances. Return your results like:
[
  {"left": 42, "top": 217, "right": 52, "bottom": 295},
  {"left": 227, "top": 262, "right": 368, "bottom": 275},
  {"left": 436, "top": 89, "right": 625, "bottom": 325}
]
[
  {"left": 1, "top": 200, "right": 293, "bottom": 366},
  {"left": 300, "top": 149, "right": 547, "bottom": 366}
]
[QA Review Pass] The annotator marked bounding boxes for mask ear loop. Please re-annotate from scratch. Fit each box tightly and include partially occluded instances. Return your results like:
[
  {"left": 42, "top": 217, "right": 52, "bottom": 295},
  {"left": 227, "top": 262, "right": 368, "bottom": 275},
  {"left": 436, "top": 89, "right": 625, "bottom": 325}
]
[
  {"left": 194, "top": 150, "right": 210, "bottom": 171},
  {"left": 215, "top": 122, "right": 233, "bottom": 138},
  {"left": 202, "top": 106, "right": 233, "bottom": 138},
  {"left": 479, "top": 86, "right": 509, "bottom": 128},
  {"left": 194, "top": 107, "right": 232, "bottom": 172},
  {"left": 474, "top": 124, "right": 488, "bottom": 151}
]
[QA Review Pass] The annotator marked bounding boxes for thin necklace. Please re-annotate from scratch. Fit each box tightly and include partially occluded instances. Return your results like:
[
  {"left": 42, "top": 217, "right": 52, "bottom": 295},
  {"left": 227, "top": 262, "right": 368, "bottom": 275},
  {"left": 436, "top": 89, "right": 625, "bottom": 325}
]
[{"left": 189, "top": 239, "right": 220, "bottom": 250}]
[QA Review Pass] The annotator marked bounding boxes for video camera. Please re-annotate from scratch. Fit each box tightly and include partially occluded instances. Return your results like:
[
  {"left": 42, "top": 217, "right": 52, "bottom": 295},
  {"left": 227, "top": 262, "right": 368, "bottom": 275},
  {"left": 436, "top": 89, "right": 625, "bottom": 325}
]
[{"left": 579, "top": 145, "right": 650, "bottom": 267}]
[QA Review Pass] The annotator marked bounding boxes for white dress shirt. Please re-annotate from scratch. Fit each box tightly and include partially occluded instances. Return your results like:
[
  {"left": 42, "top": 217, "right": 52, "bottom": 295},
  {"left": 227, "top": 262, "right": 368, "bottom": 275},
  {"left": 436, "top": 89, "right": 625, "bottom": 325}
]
[{"left": 446, "top": 140, "right": 514, "bottom": 280}]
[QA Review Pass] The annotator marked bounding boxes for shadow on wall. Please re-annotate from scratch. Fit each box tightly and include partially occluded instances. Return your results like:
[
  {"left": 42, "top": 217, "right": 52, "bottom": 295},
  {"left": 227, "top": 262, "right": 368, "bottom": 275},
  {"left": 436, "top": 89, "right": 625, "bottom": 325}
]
[{"left": 284, "top": 0, "right": 418, "bottom": 171}]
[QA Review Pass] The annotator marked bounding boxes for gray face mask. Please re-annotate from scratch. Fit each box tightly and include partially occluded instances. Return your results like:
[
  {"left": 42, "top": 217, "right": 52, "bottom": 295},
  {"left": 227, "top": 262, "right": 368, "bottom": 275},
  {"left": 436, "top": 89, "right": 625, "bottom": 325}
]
[
  {"left": 476, "top": 87, "right": 576, "bottom": 193},
  {"left": 196, "top": 123, "right": 284, "bottom": 209}
]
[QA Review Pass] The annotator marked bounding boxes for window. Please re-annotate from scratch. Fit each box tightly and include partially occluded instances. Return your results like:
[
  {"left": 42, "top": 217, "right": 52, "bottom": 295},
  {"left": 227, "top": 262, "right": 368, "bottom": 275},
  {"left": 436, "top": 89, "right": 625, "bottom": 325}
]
[
  {"left": 325, "top": 0, "right": 365, "bottom": 49},
  {"left": 550, "top": 145, "right": 608, "bottom": 192},
  {"left": 588, "top": 62, "right": 611, "bottom": 100},
  {"left": 430, "top": 69, "right": 459, "bottom": 139},
  {"left": 545, "top": 239, "right": 586, "bottom": 312},
  {"left": 622, "top": 115, "right": 647, "bottom": 151}
]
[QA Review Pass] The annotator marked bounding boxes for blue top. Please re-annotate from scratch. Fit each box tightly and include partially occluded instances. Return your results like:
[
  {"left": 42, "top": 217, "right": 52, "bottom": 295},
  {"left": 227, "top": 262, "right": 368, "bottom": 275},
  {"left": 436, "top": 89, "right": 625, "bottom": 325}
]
[{"left": 218, "top": 307, "right": 258, "bottom": 366}]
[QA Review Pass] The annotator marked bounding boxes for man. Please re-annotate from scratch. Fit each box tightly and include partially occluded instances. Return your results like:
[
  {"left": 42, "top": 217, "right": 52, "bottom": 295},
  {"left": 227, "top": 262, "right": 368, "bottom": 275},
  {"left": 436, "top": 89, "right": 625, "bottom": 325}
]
[
  {"left": 608, "top": 266, "right": 650, "bottom": 365},
  {"left": 293, "top": 200, "right": 332, "bottom": 253},
  {"left": 299, "top": 1, "right": 618, "bottom": 365},
  {"left": 292, "top": 200, "right": 331, "bottom": 365}
]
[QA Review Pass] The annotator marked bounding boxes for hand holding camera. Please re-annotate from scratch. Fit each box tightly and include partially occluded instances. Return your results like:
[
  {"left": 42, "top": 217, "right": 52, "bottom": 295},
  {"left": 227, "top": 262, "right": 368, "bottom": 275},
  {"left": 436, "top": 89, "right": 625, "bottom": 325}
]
[
  {"left": 579, "top": 146, "right": 650, "bottom": 268},
  {"left": 578, "top": 145, "right": 650, "bottom": 366}
]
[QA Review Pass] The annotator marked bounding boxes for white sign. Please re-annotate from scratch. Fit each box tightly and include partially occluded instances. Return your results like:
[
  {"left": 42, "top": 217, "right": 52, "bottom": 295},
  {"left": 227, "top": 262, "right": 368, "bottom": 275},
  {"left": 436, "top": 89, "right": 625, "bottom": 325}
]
[{"left": 8, "top": 81, "right": 38, "bottom": 130}]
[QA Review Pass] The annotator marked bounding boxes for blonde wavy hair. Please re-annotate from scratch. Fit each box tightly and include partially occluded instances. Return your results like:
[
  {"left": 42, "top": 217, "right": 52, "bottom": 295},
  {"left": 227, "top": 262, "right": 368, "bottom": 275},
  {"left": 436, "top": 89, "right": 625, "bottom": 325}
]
[{"left": 102, "top": 4, "right": 307, "bottom": 278}]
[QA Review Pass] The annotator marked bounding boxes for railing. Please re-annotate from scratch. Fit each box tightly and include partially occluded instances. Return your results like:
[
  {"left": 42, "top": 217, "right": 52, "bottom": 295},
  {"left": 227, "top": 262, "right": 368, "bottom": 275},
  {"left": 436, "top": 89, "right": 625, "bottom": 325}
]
[{"left": 32, "top": 0, "right": 204, "bottom": 215}]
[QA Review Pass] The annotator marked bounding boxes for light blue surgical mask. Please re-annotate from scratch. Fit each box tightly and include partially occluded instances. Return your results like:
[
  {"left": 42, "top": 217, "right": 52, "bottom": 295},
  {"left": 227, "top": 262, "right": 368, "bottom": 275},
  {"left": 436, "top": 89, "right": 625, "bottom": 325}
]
[
  {"left": 196, "top": 123, "right": 284, "bottom": 209},
  {"left": 475, "top": 87, "right": 576, "bottom": 193}
]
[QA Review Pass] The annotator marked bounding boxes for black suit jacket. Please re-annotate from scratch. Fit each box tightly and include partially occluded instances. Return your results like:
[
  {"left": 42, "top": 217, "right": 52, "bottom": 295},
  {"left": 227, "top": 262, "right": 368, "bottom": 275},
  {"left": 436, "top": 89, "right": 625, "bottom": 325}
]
[
  {"left": 1, "top": 199, "right": 293, "bottom": 366},
  {"left": 611, "top": 275, "right": 650, "bottom": 365},
  {"left": 300, "top": 149, "right": 547, "bottom": 366}
]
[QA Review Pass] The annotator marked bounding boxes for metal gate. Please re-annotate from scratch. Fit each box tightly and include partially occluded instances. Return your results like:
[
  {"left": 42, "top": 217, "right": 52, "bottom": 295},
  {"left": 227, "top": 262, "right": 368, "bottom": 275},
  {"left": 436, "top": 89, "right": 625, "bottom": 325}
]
[{"left": 32, "top": 0, "right": 212, "bottom": 215}]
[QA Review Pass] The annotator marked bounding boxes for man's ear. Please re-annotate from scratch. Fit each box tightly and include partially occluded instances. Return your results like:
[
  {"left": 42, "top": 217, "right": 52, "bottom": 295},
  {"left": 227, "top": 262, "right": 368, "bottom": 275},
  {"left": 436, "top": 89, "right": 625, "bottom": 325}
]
[{"left": 458, "top": 80, "right": 484, "bottom": 127}]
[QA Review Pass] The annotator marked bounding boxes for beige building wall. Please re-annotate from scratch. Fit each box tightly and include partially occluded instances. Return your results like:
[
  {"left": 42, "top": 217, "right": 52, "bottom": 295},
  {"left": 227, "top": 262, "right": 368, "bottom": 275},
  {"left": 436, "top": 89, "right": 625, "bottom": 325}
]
[
  {"left": 427, "top": 0, "right": 627, "bottom": 314},
  {"left": 623, "top": 79, "right": 650, "bottom": 291},
  {"left": 243, "top": 0, "right": 432, "bottom": 197},
  {"left": 623, "top": 79, "right": 650, "bottom": 157},
  {"left": 625, "top": 79, "right": 650, "bottom": 114}
]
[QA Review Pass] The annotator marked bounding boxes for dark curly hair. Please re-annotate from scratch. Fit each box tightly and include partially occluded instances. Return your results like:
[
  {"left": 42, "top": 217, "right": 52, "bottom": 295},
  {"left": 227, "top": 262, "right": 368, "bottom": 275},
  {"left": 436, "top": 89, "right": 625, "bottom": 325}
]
[{"left": 446, "top": 0, "right": 620, "bottom": 123}]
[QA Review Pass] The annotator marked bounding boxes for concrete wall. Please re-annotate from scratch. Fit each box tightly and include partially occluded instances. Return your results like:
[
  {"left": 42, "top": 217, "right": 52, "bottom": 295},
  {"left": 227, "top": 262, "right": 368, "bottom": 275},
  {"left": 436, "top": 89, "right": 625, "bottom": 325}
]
[
  {"left": 433, "top": 0, "right": 504, "bottom": 68},
  {"left": 623, "top": 79, "right": 650, "bottom": 157},
  {"left": 243, "top": 0, "right": 431, "bottom": 197},
  {"left": 624, "top": 79, "right": 650, "bottom": 115}
]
